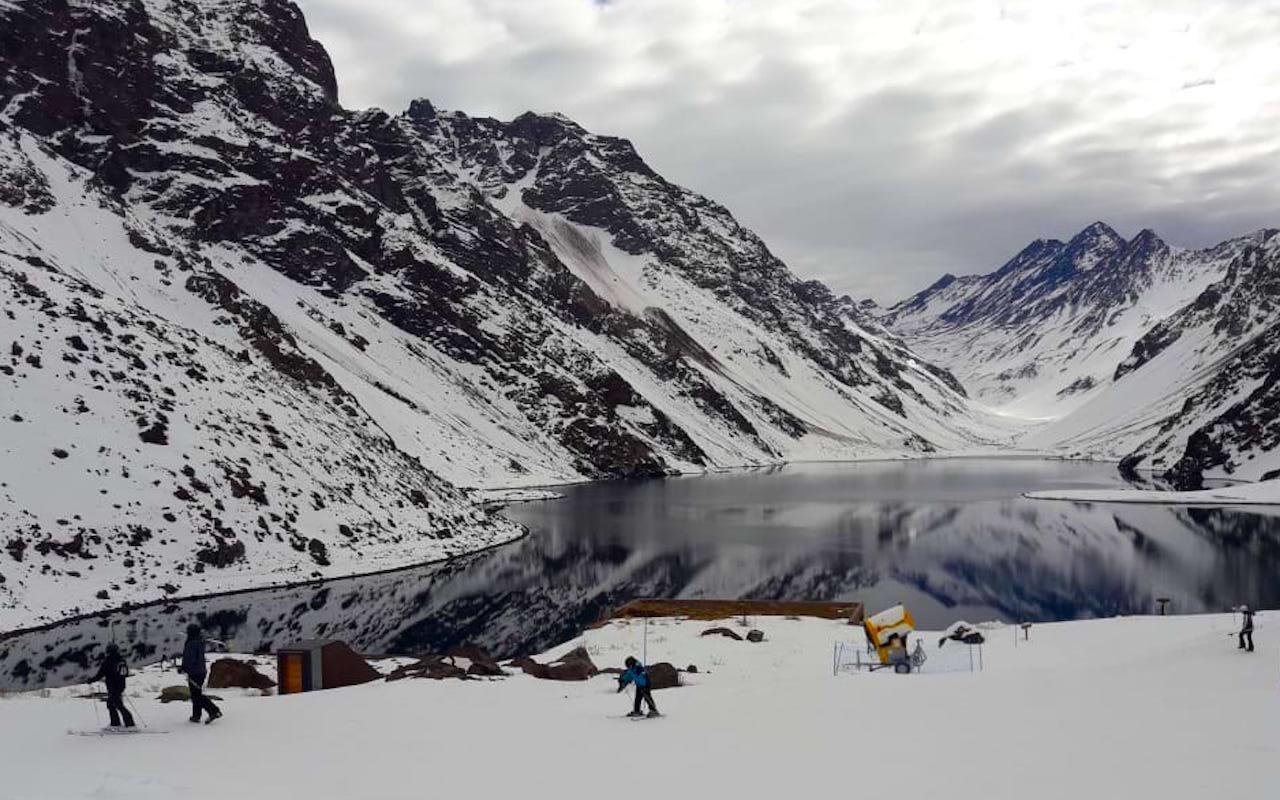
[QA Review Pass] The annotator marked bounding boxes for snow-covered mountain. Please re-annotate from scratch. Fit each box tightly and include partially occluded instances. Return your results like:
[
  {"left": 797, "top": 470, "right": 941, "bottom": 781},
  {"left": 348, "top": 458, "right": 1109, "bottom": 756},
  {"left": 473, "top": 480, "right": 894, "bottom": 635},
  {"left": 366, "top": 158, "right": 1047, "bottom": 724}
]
[
  {"left": 883, "top": 222, "right": 1260, "bottom": 417},
  {"left": 1026, "top": 231, "right": 1280, "bottom": 487},
  {"left": 883, "top": 222, "right": 1280, "bottom": 487},
  {"left": 0, "top": 0, "right": 990, "bottom": 626}
]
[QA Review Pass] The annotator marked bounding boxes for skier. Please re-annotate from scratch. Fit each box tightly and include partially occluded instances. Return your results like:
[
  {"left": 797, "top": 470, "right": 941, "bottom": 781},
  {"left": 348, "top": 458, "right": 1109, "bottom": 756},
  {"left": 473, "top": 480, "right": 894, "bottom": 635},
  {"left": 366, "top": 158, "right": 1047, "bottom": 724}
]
[
  {"left": 616, "top": 656, "right": 659, "bottom": 718},
  {"left": 179, "top": 624, "right": 223, "bottom": 724},
  {"left": 89, "top": 643, "right": 135, "bottom": 728},
  {"left": 1238, "top": 605, "right": 1255, "bottom": 652}
]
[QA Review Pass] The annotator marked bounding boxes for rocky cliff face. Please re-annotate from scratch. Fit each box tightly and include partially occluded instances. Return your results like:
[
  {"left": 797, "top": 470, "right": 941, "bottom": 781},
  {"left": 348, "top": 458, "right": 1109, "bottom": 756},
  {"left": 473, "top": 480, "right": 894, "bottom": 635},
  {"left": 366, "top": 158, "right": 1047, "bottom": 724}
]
[{"left": 0, "top": 0, "right": 984, "bottom": 625}]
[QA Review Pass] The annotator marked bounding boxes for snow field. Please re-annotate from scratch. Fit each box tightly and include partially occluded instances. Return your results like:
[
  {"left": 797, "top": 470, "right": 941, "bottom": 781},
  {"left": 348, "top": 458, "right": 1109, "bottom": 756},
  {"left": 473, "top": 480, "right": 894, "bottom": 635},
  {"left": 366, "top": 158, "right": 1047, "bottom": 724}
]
[{"left": 2, "top": 613, "right": 1276, "bottom": 800}]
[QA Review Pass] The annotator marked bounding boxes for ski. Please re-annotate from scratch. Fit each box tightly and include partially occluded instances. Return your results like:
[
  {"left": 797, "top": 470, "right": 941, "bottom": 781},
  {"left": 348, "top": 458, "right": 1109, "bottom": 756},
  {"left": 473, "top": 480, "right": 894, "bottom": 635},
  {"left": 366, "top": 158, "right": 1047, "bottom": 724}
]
[{"left": 68, "top": 727, "right": 168, "bottom": 736}]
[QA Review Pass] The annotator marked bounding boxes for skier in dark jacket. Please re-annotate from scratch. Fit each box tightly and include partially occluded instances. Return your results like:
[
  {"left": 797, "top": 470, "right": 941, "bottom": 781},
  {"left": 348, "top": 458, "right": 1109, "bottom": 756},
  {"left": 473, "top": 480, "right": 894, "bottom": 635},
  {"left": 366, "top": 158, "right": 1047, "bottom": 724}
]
[
  {"left": 1238, "top": 605, "right": 1255, "bottom": 652},
  {"left": 616, "top": 656, "right": 659, "bottom": 718},
  {"left": 90, "top": 643, "right": 134, "bottom": 728},
  {"left": 179, "top": 624, "right": 222, "bottom": 723}
]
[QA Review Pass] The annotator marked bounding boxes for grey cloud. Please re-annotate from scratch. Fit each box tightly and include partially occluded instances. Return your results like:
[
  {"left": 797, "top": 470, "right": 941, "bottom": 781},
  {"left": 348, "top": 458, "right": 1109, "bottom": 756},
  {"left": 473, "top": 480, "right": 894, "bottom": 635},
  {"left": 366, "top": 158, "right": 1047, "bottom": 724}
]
[{"left": 295, "top": 0, "right": 1280, "bottom": 304}]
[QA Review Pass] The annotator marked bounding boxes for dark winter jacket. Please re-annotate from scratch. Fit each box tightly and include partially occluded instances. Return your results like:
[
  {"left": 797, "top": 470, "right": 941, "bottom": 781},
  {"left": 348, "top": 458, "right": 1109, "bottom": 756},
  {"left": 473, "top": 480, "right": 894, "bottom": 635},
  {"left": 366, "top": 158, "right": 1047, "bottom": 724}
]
[
  {"left": 1242, "top": 609, "right": 1255, "bottom": 633},
  {"left": 91, "top": 650, "right": 129, "bottom": 693},
  {"left": 181, "top": 635, "right": 207, "bottom": 682},
  {"left": 618, "top": 663, "right": 649, "bottom": 689}
]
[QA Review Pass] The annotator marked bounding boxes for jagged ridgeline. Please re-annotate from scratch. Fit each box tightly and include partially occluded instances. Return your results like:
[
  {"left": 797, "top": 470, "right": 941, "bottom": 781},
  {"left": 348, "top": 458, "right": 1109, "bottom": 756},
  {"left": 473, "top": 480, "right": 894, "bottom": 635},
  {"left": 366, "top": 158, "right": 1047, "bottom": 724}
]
[{"left": 0, "top": 0, "right": 981, "bottom": 626}]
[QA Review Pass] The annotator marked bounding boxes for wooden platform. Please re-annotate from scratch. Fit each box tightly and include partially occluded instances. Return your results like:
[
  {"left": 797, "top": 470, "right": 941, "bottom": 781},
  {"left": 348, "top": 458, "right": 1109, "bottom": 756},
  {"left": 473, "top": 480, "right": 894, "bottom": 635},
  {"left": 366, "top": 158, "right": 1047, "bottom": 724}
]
[{"left": 609, "top": 599, "right": 865, "bottom": 624}]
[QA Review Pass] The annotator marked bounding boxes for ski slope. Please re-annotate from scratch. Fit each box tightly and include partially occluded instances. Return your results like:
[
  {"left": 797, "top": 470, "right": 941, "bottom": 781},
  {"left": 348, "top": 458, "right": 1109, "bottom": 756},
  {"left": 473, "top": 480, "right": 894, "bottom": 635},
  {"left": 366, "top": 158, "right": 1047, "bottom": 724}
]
[{"left": 2, "top": 613, "right": 1276, "bottom": 800}]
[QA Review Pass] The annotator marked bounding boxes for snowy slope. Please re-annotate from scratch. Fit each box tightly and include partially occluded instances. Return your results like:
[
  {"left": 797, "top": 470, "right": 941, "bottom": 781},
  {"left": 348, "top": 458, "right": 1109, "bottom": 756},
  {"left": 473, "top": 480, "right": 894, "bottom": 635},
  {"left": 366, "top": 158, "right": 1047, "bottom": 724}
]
[
  {"left": 2, "top": 613, "right": 1277, "bottom": 800},
  {"left": 0, "top": 0, "right": 1003, "bottom": 626},
  {"left": 0, "top": 131, "right": 521, "bottom": 629},
  {"left": 1025, "top": 231, "right": 1280, "bottom": 486}
]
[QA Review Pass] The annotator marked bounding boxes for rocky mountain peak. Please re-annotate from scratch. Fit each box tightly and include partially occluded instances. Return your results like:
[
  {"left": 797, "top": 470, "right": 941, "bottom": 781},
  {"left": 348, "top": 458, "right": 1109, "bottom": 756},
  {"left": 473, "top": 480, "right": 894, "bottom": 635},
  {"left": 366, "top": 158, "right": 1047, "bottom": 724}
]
[{"left": 1062, "top": 221, "right": 1125, "bottom": 272}]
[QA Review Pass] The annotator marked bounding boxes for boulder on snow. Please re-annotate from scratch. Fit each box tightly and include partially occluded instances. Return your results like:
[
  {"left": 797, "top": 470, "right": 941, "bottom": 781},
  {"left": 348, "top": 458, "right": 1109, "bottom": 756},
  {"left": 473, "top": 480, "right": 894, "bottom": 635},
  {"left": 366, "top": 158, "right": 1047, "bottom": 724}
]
[
  {"left": 746, "top": 629, "right": 765, "bottom": 643},
  {"left": 701, "top": 626, "right": 743, "bottom": 641},
  {"left": 158, "top": 684, "right": 190, "bottom": 703},
  {"left": 466, "top": 660, "right": 507, "bottom": 678},
  {"left": 208, "top": 657, "right": 276, "bottom": 690},
  {"left": 545, "top": 646, "right": 598, "bottom": 681},
  {"left": 385, "top": 657, "right": 468, "bottom": 681},
  {"left": 646, "top": 662, "right": 680, "bottom": 690},
  {"left": 447, "top": 643, "right": 506, "bottom": 676},
  {"left": 509, "top": 655, "right": 550, "bottom": 679},
  {"left": 158, "top": 684, "right": 223, "bottom": 703},
  {"left": 512, "top": 647, "right": 599, "bottom": 681}
]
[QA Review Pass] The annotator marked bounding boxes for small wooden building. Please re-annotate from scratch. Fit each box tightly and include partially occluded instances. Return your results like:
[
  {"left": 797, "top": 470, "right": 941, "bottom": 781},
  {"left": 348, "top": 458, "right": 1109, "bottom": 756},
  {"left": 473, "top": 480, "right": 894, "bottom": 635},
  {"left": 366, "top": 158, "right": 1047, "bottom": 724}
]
[{"left": 276, "top": 639, "right": 380, "bottom": 694}]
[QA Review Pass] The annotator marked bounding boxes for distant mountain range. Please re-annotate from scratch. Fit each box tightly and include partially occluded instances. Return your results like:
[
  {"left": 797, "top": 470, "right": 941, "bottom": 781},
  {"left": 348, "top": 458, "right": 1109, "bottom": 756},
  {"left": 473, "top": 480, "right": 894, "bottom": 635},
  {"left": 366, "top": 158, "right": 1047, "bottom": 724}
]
[{"left": 881, "top": 222, "right": 1280, "bottom": 488}]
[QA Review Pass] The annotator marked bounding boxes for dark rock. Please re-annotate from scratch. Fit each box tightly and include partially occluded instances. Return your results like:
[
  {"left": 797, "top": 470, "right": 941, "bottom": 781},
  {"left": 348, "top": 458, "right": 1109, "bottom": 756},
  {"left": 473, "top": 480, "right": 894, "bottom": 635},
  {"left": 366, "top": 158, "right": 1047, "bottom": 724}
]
[
  {"left": 208, "top": 657, "right": 276, "bottom": 690},
  {"left": 700, "top": 627, "right": 743, "bottom": 641},
  {"left": 646, "top": 661, "right": 679, "bottom": 690},
  {"left": 746, "top": 629, "right": 765, "bottom": 643},
  {"left": 384, "top": 657, "right": 468, "bottom": 681}
]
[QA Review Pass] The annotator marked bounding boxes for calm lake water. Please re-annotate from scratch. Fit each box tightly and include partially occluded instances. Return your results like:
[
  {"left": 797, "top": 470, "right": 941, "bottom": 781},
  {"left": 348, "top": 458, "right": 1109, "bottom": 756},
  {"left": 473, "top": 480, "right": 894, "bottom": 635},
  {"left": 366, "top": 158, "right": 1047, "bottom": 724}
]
[{"left": 4, "top": 459, "right": 1279, "bottom": 689}]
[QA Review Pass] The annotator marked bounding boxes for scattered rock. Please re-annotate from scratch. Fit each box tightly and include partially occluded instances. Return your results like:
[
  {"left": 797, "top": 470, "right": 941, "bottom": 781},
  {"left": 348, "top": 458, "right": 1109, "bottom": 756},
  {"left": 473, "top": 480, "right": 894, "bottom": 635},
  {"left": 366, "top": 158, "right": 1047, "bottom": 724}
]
[
  {"left": 208, "top": 657, "right": 276, "bottom": 690},
  {"left": 511, "top": 647, "right": 599, "bottom": 681},
  {"left": 646, "top": 662, "right": 679, "bottom": 690},
  {"left": 158, "top": 685, "right": 190, "bottom": 703},
  {"left": 746, "top": 629, "right": 765, "bottom": 643},
  {"left": 701, "top": 627, "right": 743, "bottom": 641},
  {"left": 385, "top": 657, "right": 468, "bottom": 681}
]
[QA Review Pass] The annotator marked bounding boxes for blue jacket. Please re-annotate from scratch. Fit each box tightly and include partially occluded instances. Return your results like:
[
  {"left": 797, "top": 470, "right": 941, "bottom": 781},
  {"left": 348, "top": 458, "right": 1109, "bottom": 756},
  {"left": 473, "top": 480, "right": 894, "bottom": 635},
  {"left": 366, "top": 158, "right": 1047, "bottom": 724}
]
[
  {"left": 181, "top": 636, "right": 207, "bottom": 682},
  {"left": 619, "top": 664, "right": 648, "bottom": 688}
]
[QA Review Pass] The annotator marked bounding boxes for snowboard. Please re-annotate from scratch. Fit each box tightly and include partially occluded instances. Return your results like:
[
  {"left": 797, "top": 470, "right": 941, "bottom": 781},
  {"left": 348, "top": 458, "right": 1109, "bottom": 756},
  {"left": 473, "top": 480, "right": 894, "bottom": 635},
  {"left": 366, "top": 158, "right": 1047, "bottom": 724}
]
[
  {"left": 68, "top": 727, "right": 168, "bottom": 737},
  {"left": 616, "top": 713, "right": 663, "bottom": 721}
]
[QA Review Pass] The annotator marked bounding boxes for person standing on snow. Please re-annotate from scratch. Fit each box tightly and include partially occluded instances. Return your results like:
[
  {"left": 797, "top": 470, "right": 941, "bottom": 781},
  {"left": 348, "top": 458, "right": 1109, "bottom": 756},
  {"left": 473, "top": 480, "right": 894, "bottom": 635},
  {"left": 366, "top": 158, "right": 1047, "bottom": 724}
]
[
  {"left": 179, "top": 624, "right": 223, "bottom": 724},
  {"left": 616, "top": 656, "right": 659, "bottom": 718},
  {"left": 1238, "top": 606, "right": 1255, "bottom": 652},
  {"left": 89, "top": 642, "right": 135, "bottom": 728}
]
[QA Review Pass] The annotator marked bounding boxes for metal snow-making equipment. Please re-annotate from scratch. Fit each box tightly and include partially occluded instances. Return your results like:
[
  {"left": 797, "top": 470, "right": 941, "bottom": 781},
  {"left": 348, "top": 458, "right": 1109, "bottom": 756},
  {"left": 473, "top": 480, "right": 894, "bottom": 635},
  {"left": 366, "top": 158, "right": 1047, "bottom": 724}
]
[
  {"left": 276, "top": 639, "right": 380, "bottom": 694},
  {"left": 863, "top": 604, "right": 925, "bottom": 674}
]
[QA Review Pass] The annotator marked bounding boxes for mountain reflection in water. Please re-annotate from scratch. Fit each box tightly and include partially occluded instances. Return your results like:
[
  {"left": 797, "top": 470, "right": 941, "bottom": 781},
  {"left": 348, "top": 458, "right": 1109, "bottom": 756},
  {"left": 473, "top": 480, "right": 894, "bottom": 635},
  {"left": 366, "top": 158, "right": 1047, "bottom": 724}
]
[{"left": 4, "top": 460, "right": 1278, "bottom": 690}]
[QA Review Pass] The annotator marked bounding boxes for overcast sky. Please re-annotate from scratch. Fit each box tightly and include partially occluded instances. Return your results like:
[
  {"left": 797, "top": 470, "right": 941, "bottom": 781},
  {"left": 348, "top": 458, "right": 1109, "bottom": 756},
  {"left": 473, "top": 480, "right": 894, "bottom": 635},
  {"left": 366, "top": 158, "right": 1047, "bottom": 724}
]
[{"left": 295, "top": 0, "right": 1280, "bottom": 303}]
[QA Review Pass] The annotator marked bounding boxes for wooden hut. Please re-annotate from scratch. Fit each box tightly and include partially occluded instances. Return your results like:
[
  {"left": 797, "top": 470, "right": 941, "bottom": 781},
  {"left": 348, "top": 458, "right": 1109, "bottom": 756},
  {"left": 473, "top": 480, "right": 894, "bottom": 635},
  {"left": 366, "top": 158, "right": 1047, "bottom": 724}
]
[{"left": 276, "top": 639, "right": 379, "bottom": 694}]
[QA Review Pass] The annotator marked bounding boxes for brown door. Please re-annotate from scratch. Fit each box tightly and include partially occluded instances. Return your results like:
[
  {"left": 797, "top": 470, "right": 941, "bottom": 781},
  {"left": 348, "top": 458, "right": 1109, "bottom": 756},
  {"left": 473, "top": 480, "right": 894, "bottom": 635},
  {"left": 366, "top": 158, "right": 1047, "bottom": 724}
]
[{"left": 280, "top": 653, "right": 304, "bottom": 694}]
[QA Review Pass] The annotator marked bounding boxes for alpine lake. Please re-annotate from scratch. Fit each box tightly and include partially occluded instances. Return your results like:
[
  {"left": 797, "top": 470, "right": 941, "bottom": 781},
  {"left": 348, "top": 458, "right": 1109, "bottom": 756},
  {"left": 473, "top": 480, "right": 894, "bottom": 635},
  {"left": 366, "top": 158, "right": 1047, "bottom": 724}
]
[{"left": 4, "top": 458, "right": 1278, "bottom": 689}]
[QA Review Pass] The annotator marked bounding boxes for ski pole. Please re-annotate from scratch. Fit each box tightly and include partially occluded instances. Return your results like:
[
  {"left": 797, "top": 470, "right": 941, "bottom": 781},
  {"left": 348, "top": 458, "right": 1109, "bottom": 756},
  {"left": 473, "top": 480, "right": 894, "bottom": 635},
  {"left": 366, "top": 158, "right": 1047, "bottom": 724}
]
[
  {"left": 125, "top": 695, "right": 148, "bottom": 729},
  {"left": 91, "top": 682, "right": 103, "bottom": 729}
]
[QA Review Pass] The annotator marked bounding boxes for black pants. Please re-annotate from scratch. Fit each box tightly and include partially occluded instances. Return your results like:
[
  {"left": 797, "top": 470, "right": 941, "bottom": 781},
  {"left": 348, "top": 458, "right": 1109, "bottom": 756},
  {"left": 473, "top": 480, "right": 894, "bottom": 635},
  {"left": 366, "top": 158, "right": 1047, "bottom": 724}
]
[
  {"left": 1239, "top": 631, "right": 1254, "bottom": 651},
  {"left": 106, "top": 689, "right": 134, "bottom": 727},
  {"left": 632, "top": 684, "right": 657, "bottom": 715},
  {"left": 189, "top": 678, "right": 221, "bottom": 720}
]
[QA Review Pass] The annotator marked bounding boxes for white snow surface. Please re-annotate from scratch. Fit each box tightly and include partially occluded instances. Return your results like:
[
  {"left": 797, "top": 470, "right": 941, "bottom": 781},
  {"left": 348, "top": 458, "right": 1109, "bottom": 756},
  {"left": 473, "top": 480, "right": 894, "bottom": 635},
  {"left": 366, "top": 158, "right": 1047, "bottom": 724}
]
[
  {"left": 1027, "top": 478, "right": 1280, "bottom": 505},
  {"left": 2, "top": 613, "right": 1276, "bottom": 799}
]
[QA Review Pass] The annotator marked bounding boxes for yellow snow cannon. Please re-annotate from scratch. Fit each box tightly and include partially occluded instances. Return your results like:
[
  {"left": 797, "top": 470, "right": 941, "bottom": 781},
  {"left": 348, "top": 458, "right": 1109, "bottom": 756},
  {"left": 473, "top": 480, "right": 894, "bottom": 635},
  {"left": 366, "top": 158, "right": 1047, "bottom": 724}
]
[{"left": 864, "top": 604, "right": 917, "bottom": 671}]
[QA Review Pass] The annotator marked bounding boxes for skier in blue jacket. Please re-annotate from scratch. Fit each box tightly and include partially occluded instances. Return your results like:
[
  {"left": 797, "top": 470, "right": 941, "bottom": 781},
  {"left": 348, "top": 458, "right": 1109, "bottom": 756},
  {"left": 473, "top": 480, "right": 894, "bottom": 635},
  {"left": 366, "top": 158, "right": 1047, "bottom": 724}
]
[
  {"left": 617, "top": 656, "right": 659, "bottom": 718},
  {"left": 179, "top": 624, "right": 223, "bottom": 724}
]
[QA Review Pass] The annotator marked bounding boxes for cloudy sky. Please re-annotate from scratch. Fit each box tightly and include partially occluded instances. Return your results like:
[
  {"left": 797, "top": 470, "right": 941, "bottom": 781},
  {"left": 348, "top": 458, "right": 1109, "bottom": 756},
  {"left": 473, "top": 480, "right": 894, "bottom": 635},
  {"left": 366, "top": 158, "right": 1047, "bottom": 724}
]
[{"left": 295, "top": 0, "right": 1280, "bottom": 303}]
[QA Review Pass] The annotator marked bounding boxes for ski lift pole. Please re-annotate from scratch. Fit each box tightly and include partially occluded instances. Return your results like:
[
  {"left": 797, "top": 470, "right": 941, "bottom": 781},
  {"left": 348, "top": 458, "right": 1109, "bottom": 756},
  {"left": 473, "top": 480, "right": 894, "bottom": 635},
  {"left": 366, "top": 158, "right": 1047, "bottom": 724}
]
[{"left": 643, "top": 616, "right": 648, "bottom": 665}]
